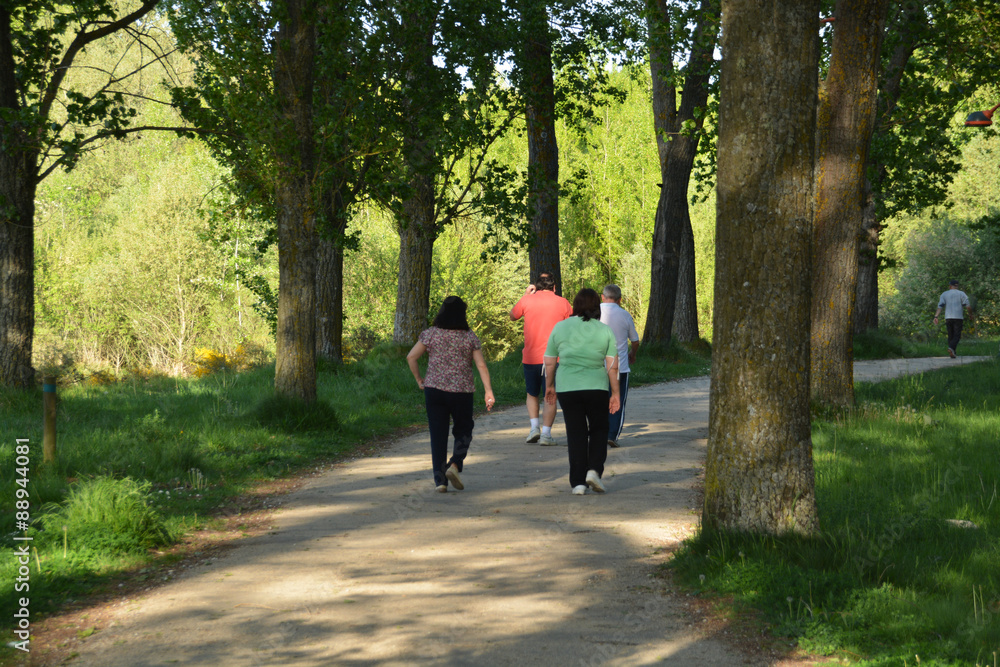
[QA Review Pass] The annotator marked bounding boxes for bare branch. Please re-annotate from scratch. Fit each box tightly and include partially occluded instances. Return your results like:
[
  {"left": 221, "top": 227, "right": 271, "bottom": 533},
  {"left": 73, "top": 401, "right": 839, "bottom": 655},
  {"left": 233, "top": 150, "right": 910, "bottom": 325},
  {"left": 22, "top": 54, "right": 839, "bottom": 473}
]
[{"left": 39, "top": 1, "right": 161, "bottom": 122}]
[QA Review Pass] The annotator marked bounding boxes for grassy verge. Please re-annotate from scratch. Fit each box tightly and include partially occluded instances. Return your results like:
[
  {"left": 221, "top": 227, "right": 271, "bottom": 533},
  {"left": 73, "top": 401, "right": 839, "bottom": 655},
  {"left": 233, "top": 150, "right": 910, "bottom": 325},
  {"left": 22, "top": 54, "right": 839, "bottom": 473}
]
[
  {"left": 853, "top": 329, "right": 998, "bottom": 359},
  {"left": 0, "top": 340, "right": 712, "bottom": 643},
  {"left": 670, "top": 358, "right": 1000, "bottom": 665}
]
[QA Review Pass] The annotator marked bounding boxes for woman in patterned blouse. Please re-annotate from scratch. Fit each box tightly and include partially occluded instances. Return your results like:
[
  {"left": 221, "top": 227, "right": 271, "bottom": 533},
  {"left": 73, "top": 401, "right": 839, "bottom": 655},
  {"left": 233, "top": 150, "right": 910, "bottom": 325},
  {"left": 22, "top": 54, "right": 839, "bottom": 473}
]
[{"left": 407, "top": 296, "right": 496, "bottom": 492}]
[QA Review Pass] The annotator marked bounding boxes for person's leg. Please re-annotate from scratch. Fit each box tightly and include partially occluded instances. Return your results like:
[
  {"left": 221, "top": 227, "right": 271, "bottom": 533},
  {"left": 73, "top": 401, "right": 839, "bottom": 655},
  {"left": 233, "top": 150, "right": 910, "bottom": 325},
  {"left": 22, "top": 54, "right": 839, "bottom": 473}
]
[
  {"left": 424, "top": 387, "right": 451, "bottom": 487},
  {"left": 448, "top": 391, "right": 475, "bottom": 472},
  {"left": 948, "top": 320, "right": 965, "bottom": 353},
  {"left": 526, "top": 393, "right": 540, "bottom": 419},
  {"left": 524, "top": 364, "right": 543, "bottom": 441},
  {"left": 947, "top": 319, "right": 964, "bottom": 354},
  {"left": 584, "top": 390, "right": 610, "bottom": 478},
  {"left": 541, "top": 395, "right": 558, "bottom": 428},
  {"left": 557, "top": 391, "right": 588, "bottom": 488},
  {"left": 607, "top": 371, "right": 629, "bottom": 443}
]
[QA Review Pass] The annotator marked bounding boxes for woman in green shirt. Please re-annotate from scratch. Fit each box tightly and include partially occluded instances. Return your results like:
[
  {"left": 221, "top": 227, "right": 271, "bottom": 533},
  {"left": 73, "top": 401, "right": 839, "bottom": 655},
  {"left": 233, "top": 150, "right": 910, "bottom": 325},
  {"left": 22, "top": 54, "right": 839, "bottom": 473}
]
[{"left": 543, "top": 288, "right": 621, "bottom": 495}]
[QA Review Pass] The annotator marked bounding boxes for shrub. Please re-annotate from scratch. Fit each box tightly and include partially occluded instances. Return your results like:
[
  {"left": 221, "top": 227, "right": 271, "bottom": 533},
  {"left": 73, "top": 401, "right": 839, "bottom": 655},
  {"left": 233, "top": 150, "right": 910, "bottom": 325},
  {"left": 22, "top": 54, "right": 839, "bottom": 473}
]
[{"left": 40, "top": 476, "right": 171, "bottom": 554}]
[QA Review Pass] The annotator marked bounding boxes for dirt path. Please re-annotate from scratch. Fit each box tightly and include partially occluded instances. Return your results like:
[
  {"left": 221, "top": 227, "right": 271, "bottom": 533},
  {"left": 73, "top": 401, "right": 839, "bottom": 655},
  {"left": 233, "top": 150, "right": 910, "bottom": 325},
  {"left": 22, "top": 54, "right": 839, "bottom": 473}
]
[{"left": 38, "top": 356, "right": 992, "bottom": 666}]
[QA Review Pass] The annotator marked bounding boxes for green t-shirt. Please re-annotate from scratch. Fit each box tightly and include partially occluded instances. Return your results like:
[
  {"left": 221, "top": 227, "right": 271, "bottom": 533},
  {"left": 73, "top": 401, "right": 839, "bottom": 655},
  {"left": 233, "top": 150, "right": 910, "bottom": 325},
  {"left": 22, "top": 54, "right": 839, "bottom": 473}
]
[{"left": 544, "top": 316, "right": 617, "bottom": 392}]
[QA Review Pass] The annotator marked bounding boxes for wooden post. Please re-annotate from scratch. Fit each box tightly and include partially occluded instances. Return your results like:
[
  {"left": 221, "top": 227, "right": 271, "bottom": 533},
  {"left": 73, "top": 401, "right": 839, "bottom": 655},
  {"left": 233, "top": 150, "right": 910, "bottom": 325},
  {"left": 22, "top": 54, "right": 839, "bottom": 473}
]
[{"left": 43, "top": 376, "right": 57, "bottom": 464}]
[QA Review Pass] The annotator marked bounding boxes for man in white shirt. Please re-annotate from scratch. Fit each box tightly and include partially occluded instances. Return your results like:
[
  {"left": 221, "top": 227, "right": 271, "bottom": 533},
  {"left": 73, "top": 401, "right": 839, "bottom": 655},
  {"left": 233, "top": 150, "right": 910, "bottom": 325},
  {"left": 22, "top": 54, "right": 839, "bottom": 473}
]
[
  {"left": 933, "top": 280, "right": 972, "bottom": 358},
  {"left": 599, "top": 285, "right": 639, "bottom": 447}
]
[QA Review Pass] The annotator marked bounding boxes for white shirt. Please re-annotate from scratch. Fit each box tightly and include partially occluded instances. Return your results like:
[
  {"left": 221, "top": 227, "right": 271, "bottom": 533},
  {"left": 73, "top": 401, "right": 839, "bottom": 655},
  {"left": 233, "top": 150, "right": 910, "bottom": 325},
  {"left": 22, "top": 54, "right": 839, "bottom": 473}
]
[
  {"left": 938, "top": 289, "right": 969, "bottom": 320},
  {"left": 599, "top": 302, "right": 639, "bottom": 374}
]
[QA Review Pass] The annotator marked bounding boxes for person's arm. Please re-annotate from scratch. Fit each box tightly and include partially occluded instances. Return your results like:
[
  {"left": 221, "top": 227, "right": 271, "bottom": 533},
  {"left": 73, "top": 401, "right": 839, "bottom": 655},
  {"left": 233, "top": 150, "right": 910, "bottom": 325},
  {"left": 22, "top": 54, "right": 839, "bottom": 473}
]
[
  {"left": 543, "top": 355, "right": 558, "bottom": 405},
  {"left": 472, "top": 349, "right": 495, "bottom": 411},
  {"left": 406, "top": 341, "right": 428, "bottom": 390},
  {"left": 934, "top": 298, "right": 944, "bottom": 323},
  {"left": 607, "top": 355, "right": 621, "bottom": 414},
  {"left": 509, "top": 285, "right": 536, "bottom": 321},
  {"left": 628, "top": 340, "right": 639, "bottom": 365}
]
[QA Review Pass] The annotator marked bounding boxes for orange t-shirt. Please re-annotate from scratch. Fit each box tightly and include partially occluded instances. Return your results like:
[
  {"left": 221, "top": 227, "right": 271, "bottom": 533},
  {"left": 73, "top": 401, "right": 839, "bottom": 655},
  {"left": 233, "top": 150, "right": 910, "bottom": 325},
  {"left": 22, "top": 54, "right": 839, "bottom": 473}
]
[{"left": 510, "top": 290, "right": 572, "bottom": 364}]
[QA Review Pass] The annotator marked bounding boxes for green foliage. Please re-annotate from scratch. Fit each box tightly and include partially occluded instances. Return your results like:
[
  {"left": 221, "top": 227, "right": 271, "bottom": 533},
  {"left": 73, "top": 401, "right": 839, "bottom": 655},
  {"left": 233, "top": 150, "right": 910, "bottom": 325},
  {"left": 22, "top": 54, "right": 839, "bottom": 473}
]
[
  {"left": 881, "top": 215, "right": 1000, "bottom": 337},
  {"left": 40, "top": 476, "right": 172, "bottom": 554},
  {"left": 431, "top": 219, "right": 528, "bottom": 361},
  {"left": 671, "top": 360, "right": 1000, "bottom": 665},
  {"left": 3, "top": 1, "right": 170, "bottom": 176}
]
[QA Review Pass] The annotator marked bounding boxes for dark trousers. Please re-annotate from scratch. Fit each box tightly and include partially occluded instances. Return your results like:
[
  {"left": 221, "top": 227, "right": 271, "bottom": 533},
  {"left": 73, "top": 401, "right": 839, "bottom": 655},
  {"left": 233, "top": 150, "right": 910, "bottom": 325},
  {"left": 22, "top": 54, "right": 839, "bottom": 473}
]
[
  {"left": 424, "top": 387, "right": 474, "bottom": 486},
  {"left": 946, "top": 319, "right": 964, "bottom": 353},
  {"left": 607, "top": 371, "right": 630, "bottom": 442},
  {"left": 557, "top": 390, "right": 610, "bottom": 488}
]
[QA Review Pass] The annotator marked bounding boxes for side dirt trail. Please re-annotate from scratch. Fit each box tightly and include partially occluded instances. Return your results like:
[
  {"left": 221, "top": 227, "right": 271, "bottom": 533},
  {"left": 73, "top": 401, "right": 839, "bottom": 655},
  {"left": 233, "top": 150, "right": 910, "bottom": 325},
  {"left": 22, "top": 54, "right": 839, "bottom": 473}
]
[{"left": 40, "top": 356, "right": 992, "bottom": 666}]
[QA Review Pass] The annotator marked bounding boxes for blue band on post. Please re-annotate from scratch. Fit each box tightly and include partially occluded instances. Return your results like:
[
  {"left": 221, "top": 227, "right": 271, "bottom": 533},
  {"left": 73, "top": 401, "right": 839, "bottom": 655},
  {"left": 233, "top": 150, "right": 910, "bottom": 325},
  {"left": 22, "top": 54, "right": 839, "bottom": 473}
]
[{"left": 43, "top": 384, "right": 56, "bottom": 393}]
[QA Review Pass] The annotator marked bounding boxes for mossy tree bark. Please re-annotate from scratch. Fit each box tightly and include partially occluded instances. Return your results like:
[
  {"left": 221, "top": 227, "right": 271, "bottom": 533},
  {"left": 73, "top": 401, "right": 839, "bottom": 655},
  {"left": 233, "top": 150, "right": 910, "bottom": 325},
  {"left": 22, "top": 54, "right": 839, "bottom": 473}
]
[
  {"left": 643, "top": 0, "right": 718, "bottom": 345},
  {"left": 810, "top": 0, "right": 890, "bottom": 407},
  {"left": 273, "top": 1, "right": 318, "bottom": 403},
  {"left": 704, "top": 0, "right": 820, "bottom": 536}
]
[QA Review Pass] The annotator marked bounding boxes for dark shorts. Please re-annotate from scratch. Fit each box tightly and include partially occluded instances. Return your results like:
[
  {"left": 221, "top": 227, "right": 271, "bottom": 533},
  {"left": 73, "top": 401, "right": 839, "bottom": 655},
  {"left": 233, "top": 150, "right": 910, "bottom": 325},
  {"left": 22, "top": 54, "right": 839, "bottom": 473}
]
[{"left": 523, "top": 363, "right": 544, "bottom": 397}]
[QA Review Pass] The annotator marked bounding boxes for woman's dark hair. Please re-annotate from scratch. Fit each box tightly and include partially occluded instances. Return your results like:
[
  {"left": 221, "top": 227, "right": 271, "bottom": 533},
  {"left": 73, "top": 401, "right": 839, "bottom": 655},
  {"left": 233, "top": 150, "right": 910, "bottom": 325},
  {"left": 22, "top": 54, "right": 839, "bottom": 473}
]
[
  {"left": 432, "top": 295, "right": 470, "bottom": 330},
  {"left": 572, "top": 288, "right": 602, "bottom": 321}
]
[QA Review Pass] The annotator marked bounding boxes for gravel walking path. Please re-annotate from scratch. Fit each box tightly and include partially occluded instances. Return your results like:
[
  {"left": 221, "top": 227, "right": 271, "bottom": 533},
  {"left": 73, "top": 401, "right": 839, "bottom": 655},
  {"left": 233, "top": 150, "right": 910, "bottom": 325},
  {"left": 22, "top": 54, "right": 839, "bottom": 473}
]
[{"left": 52, "top": 356, "right": 992, "bottom": 666}]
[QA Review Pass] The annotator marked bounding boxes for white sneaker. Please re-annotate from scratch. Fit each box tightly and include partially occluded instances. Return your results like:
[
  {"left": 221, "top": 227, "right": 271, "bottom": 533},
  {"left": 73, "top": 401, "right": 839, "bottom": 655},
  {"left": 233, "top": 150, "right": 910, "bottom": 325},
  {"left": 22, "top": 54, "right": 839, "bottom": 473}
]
[
  {"left": 586, "top": 470, "right": 605, "bottom": 493},
  {"left": 526, "top": 426, "right": 541, "bottom": 443},
  {"left": 445, "top": 464, "right": 464, "bottom": 490},
  {"left": 538, "top": 433, "right": 557, "bottom": 446},
  {"left": 571, "top": 485, "right": 587, "bottom": 495},
  {"left": 436, "top": 485, "right": 448, "bottom": 493}
]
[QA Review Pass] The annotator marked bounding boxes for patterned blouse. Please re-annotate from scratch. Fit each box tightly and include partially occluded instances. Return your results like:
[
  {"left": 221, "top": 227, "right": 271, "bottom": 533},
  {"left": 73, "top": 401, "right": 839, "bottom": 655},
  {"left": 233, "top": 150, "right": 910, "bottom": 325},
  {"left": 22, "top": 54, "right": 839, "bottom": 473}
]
[{"left": 419, "top": 327, "right": 482, "bottom": 393}]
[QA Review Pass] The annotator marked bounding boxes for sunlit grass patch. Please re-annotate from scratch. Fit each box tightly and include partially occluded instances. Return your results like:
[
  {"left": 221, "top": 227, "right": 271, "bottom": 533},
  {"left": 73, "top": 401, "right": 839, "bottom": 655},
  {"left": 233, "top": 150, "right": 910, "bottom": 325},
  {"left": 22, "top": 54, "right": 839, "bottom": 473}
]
[{"left": 671, "top": 359, "right": 1000, "bottom": 665}]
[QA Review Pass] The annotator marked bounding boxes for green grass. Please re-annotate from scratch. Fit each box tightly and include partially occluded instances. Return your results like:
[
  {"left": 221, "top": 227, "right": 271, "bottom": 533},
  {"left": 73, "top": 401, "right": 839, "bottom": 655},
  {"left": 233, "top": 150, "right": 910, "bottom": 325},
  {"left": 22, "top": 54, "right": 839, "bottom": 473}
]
[
  {"left": 0, "top": 340, "right": 712, "bottom": 639},
  {"left": 671, "top": 358, "right": 1000, "bottom": 665},
  {"left": 853, "top": 329, "right": 999, "bottom": 360}
]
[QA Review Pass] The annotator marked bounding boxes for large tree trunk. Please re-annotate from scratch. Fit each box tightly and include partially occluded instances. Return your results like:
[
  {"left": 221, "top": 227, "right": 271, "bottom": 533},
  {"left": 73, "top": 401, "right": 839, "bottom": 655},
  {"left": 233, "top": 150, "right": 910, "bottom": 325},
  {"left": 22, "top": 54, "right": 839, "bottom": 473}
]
[
  {"left": 522, "top": 3, "right": 561, "bottom": 293},
  {"left": 810, "top": 0, "right": 889, "bottom": 407},
  {"left": 854, "top": 179, "right": 879, "bottom": 334},
  {"left": 273, "top": 1, "right": 318, "bottom": 403},
  {"left": 393, "top": 7, "right": 438, "bottom": 344},
  {"left": 0, "top": 10, "right": 36, "bottom": 389},
  {"left": 393, "top": 182, "right": 435, "bottom": 344},
  {"left": 854, "top": 4, "right": 922, "bottom": 336},
  {"left": 704, "top": 0, "right": 820, "bottom": 536},
  {"left": 315, "top": 223, "right": 345, "bottom": 363},
  {"left": 672, "top": 219, "right": 699, "bottom": 341},
  {"left": 643, "top": 0, "right": 717, "bottom": 345}
]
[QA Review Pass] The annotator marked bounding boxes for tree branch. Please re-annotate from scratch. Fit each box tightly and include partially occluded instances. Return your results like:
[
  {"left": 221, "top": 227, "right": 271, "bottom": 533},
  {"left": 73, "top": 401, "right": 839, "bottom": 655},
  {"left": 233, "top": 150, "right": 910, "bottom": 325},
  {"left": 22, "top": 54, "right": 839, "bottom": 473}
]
[{"left": 39, "top": 1, "right": 160, "bottom": 121}]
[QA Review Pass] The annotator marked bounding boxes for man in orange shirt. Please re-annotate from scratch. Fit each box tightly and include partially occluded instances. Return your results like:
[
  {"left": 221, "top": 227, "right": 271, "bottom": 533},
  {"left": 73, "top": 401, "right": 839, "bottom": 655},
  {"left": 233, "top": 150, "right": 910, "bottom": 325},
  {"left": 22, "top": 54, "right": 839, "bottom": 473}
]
[{"left": 510, "top": 272, "right": 572, "bottom": 445}]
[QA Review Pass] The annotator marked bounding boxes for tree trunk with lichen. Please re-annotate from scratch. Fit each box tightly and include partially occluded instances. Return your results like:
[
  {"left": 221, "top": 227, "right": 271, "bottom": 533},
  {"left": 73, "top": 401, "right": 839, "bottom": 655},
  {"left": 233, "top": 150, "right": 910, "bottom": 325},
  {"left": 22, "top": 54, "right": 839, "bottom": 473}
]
[
  {"left": 703, "top": 0, "right": 820, "bottom": 536},
  {"left": 273, "top": 1, "right": 318, "bottom": 403},
  {"left": 810, "top": 0, "right": 889, "bottom": 406}
]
